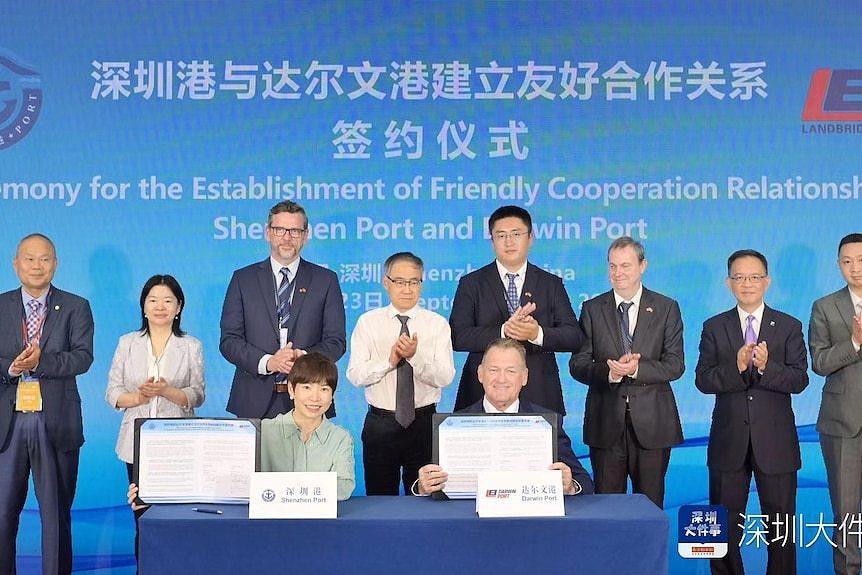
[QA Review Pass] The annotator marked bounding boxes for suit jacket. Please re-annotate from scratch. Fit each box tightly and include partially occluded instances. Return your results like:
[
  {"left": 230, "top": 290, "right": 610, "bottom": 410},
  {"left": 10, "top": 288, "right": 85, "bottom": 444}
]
[
  {"left": 810, "top": 287, "right": 862, "bottom": 438},
  {"left": 695, "top": 306, "right": 808, "bottom": 474},
  {"left": 569, "top": 288, "right": 684, "bottom": 449},
  {"left": 450, "top": 262, "right": 584, "bottom": 415},
  {"left": 0, "top": 286, "right": 94, "bottom": 453},
  {"left": 460, "top": 399, "right": 594, "bottom": 494},
  {"left": 220, "top": 258, "right": 346, "bottom": 418},
  {"left": 105, "top": 331, "right": 205, "bottom": 462}
]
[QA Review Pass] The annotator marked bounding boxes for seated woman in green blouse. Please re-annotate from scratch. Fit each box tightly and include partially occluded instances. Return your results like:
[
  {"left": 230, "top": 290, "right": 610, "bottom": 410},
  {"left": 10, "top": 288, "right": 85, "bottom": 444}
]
[
  {"left": 129, "top": 352, "right": 355, "bottom": 510},
  {"left": 260, "top": 351, "right": 355, "bottom": 501}
]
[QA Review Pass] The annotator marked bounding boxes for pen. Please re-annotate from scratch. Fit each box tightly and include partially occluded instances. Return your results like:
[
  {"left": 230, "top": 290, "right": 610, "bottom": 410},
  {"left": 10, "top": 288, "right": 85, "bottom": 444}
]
[{"left": 191, "top": 507, "right": 222, "bottom": 515}]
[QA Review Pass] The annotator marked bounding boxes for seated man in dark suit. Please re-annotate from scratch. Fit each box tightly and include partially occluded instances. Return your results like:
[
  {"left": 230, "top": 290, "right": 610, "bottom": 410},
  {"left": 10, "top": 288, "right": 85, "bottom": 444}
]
[{"left": 416, "top": 338, "right": 594, "bottom": 496}]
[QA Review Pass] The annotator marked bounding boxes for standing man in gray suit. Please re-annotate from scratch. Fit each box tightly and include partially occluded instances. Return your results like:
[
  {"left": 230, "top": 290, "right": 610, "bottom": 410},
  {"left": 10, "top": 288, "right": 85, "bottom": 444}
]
[
  {"left": 569, "top": 236, "right": 684, "bottom": 508},
  {"left": 811, "top": 233, "right": 862, "bottom": 575}
]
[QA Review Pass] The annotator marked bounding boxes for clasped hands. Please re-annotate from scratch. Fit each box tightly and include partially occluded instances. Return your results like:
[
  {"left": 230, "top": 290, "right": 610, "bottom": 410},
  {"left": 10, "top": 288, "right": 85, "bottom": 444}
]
[
  {"left": 389, "top": 333, "right": 418, "bottom": 368},
  {"left": 134, "top": 376, "right": 170, "bottom": 405},
  {"left": 737, "top": 341, "right": 768, "bottom": 373},
  {"left": 10, "top": 340, "right": 41, "bottom": 375},
  {"left": 267, "top": 342, "right": 304, "bottom": 374},
  {"left": 607, "top": 353, "right": 641, "bottom": 380},
  {"left": 852, "top": 312, "right": 862, "bottom": 348},
  {"left": 503, "top": 302, "right": 540, "bottom": 342}
]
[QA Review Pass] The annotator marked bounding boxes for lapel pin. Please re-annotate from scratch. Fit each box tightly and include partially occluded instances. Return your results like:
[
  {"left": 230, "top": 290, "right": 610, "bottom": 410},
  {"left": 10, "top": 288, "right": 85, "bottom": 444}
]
[
  {"left": 299, "top": 287, "right": 307, "bottom": 294},
  {"left": 54, "top": 305, "right": 60, "bottom": 311},
  {"left": 524, "top": 292, "right": 532, "bottom": 299},
  {"left": 645, "top": 307, "right": 653, "bottom": 313},
  {"left": 770, "top": 321, "right": 775, "bottom": 326}
]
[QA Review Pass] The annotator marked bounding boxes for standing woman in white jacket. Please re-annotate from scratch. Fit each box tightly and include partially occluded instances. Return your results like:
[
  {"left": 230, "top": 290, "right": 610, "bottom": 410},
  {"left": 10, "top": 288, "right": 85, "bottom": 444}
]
[{"left": 105, "top": 274, "right": 205, "bottom": 561}]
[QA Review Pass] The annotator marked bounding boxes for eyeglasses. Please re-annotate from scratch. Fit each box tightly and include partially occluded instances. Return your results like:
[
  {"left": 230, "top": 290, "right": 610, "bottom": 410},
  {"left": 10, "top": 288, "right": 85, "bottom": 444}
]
[
  {"left": 492, "top": 230, "right": 530, "bottom": 242},
  {"left": 386, "top": 276, "right": 422, "bottom": 289},
  {"left": 269, "top": 226, "right": 307, "bottom": 238},
  {"left": 728, "top": 274, "right": 767, "bottom": 284},
  {"left": 483, "top": 367, "right": 525, "bottom": 377}
]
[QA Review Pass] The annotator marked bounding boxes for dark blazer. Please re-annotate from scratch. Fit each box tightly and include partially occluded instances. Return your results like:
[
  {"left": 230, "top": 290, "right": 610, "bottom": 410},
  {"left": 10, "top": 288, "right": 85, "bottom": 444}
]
[
  {"left": 0, "top": 286, "right": 94, "bottom": 453},
  {"left": 220, "top": 258, "right": 346, "bottom": 418},
  {"left": 461, "top": 399, "right": 594, "bottom": 494},
  {"left": 569, "top": 288, "right": 684, "bottom": 449},
  {"left": 695, "top": 306, "right": 808, "bottom": 474},
  {"left": 450, "top": 262, "right": 584, "bottom": 415}
]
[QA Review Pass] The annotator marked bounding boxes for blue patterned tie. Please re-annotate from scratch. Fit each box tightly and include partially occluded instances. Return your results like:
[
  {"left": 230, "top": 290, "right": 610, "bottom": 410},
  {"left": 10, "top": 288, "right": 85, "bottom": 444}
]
[
  {"left": 505, "top": 273, "right": 519, "bottom": 315},
  {"left": 277, "top": 267, "right": 292, "bottom": 329},
  {"left": 618, "top": 301, "right": 634, "bottom": 354}
]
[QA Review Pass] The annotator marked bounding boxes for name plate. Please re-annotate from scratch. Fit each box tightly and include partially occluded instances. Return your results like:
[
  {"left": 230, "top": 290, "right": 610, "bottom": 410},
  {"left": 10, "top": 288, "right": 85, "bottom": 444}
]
[
  {"left": 476, "top": 470, "right": 565, "bottom": 518},
  {"left": 248, "top": 472, "right": 337, "bottom": 519}
]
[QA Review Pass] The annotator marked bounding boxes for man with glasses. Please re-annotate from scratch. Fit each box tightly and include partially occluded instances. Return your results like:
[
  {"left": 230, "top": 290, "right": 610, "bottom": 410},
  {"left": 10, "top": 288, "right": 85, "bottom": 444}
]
[
  {"left": 695, "top": 249, "right": 808, "bottom": 575},
  {"left": 0, "top": 233, "right": 94, "bottom": 575},
  {"left": 810, "top": 233, "right": 862, "bottom": 575},
  {"left": 220, "top": 200, "right": 346, "bottom": 419},
  {"left": 450, "top": 205, "right": 584, "bottom": 416},
  {"left": 347, "top": 252, "right": 454, "bottom": 494}
]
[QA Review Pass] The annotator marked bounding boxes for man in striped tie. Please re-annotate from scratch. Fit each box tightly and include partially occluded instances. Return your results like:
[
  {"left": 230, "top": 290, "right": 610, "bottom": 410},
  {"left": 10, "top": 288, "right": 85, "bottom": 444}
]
[{"left": 221, "top": 201, "right": 346, "bottom": 419}]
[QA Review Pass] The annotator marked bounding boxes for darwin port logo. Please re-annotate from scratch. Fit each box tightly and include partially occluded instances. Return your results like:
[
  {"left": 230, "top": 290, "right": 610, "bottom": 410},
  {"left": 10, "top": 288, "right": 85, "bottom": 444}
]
[{"left": 0, "top": 49, "right": 43, "bottom": 150}]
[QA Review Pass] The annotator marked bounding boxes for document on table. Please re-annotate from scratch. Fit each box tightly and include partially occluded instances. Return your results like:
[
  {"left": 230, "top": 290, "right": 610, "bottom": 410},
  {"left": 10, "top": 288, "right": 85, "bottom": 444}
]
[
  {"left": 134, "top": 418, "right": 260, "bottom": 505},
  {"left": 431, "top": 413, "right": 557, "bottom": 499}
]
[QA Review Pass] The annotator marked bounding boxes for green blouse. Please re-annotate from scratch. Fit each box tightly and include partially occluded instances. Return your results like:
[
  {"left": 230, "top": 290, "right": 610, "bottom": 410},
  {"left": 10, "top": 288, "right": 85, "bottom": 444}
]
[{"left": 260, "top": 411, "right": 356, "bottom": 501}]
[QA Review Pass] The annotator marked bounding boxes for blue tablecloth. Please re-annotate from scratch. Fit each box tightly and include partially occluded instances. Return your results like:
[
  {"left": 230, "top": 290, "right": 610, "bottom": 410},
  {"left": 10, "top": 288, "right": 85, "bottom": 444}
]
[{"left": 140, "top": 494, "right": 668, "bottom": 574}]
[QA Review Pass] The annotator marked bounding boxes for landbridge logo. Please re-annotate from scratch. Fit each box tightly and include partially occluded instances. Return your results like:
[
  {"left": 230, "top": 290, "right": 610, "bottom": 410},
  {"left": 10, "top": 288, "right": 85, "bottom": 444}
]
[
  {"left": 0, "top": 49, "right": 43, "bottom": 149},
  {"left": 801, "top": 69, "right": 862, "bottom": 134}
]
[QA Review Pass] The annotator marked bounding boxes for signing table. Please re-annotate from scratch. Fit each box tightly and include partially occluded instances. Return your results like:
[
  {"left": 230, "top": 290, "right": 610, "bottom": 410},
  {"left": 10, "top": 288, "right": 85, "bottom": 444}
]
[{"left": 140, "top": 494, "right": 668, "bottom": 574}]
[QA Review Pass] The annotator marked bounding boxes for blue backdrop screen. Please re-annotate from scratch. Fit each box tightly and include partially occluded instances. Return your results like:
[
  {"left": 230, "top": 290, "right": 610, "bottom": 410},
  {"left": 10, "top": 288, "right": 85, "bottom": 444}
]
[{"left": 1, "top": 1, "right": 859, "bottom": 572}]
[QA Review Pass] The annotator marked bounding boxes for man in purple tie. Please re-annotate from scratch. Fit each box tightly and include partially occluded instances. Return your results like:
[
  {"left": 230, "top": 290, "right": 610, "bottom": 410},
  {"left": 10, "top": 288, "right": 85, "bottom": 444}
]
[
  {"left": 0, "top": 233, "right": 95, "bottom": 575},
  {"left": 695, "top": 249, "right": 809, "bottom": 575}
]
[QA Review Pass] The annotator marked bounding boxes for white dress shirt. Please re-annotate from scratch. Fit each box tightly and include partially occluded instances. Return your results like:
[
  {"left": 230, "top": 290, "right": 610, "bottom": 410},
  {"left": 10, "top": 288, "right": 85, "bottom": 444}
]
[{"left": 347, "top": 304, "right": 455, "bottom": 410}]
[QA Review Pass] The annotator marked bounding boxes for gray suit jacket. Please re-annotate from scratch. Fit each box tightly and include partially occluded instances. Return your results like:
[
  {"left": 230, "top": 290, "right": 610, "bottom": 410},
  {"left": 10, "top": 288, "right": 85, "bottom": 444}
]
[
  {"left": 811, "top": 287, "right": 862, "bottom": 437},
  {"left": 569, "top": 287, "right": 684, "bottom": 449},
  {"left": 105, "top": 331, "right": 205, "bottom": 462}
]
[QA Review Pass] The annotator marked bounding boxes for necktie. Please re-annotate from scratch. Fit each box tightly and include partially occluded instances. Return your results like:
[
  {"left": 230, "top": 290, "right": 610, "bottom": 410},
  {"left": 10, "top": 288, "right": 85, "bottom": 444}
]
[
  {"left": 277, "top": 267, "right": 293, "bottom": 329},
  {"left": 618, "top": 301, "right": 634, "bottom": 354},
  {"left": 505, "top": 273, "right": 519, "bottom": 315},
  {"left": 395, "top": 314, "right": 415, "bottom": 428},
  {"left": 26, "top": 299, "right": 43, "bottom": 343},
  {"left": 744, "top": 314, "right": 757, "bottom": 368}
]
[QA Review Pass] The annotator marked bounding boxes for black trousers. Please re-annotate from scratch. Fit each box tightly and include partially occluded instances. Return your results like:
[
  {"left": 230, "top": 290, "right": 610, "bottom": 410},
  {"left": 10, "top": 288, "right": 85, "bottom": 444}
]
[
  {"left": 362, "top": 404, "right": 434, "bottom": 495},
  {"left": 589, "top": 408, "right": 671, "bottom": 508},
  {"left": 126, "top": 462, "right": 146, "bottom": 569},
  {"left": 708, "top": 443, "right": 797, "bottom": 575}
]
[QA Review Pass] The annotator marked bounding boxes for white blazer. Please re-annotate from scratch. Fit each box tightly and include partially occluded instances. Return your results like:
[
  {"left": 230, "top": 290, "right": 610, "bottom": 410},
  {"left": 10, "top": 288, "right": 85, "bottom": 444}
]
[{"left": 105, "top": 331, "right": 205, "bottom": 463}]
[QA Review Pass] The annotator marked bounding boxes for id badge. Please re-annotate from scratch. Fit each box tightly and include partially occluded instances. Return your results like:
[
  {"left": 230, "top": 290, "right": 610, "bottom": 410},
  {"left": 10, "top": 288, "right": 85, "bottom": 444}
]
[{"left": 16, "top": 377, "right": 43, "bottom": 412}]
